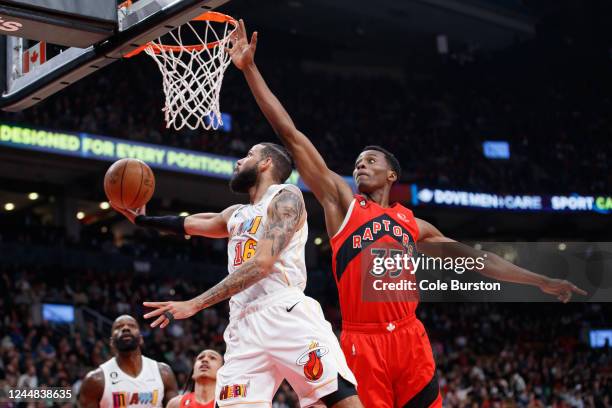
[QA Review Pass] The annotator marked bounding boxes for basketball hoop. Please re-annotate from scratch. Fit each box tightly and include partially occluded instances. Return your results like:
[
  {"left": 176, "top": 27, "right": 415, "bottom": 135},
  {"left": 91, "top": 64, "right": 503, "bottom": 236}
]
[{"left": 125, "top": 12, "right": 237, "bottom": 131}]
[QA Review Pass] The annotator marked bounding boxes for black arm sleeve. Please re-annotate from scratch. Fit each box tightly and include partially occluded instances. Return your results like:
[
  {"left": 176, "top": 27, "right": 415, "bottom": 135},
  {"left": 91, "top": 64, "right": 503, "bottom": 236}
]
[{"left": 134, "top": 215, "right": 186, "bottom": 235}]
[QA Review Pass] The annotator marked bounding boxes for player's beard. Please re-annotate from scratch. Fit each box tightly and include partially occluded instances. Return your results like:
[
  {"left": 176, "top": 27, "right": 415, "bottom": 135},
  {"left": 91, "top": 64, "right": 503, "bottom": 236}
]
[
  {"left": 114, "top": 334, "right": 139, "bottom": 352},
  {"left": 229, "top": 165, "right": 258, "bottom": 193}
]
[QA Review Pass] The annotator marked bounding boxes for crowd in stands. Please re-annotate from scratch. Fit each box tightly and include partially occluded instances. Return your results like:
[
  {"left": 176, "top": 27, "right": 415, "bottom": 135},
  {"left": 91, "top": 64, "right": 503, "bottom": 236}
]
[
  {"left": 426, "top": 303, "right": 611, "bottom": 407},
  {"left": 0, "top": 263, "right": 301, "bottom": 407},
  {"left": 0, "top": 205, "right": 228, "bottom": 269},
  {"left": 0, "top": 230, "right": 610, "bottom": 407},
  {"left": 1, "top": 21, "right": 611, "bottom": 195}
]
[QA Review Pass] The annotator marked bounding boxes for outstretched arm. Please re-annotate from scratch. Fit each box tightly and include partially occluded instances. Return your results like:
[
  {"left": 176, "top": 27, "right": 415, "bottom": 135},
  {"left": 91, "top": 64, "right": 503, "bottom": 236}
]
[
  {"left": 416, "top": 218, "right": 587, "bottom": 303},
  {"left": 227, "top": 20, "right": 353, "bottom": 228},
  {"left": 143, "top": 188, "right": 305, "bottom": 328},
  {"left": 111, "top": 203, "right": 239, "bottom": 238}
]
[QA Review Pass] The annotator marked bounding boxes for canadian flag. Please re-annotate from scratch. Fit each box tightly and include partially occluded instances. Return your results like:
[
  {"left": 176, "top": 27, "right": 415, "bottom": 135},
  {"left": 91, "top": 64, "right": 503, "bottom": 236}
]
[{"left": 23, "top": 41, "right": 46, "bottom": 74}]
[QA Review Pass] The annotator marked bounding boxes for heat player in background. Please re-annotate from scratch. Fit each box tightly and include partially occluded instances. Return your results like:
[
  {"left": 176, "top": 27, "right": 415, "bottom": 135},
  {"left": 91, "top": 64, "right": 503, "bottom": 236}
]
[
  {"left": 78, "top": 315, "right": 179, "bottom": 407},
  {"left": 166, "top": 349, "right": 223, "bottom": 408},
  {"left": 228, "top": 20, "right": 588, "bottom": 408}
]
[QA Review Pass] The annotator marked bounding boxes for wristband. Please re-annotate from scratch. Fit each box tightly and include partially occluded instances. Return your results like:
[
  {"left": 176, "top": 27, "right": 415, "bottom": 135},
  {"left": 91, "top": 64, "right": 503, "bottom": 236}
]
[{"left": 134, "top": 215, "right": 186, "bottom": 235}]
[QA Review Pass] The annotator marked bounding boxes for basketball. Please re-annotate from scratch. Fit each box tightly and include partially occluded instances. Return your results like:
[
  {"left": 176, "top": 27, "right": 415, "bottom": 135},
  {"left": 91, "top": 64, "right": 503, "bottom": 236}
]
[{"left": 104, "top": 158, "right": 155, "bottom": 209}]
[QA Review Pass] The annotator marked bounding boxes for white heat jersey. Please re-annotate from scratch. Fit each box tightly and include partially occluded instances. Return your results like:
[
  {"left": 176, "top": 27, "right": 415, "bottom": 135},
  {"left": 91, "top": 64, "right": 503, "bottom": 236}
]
[
  {"left": 99, "top": 356, "right": 164, "bottom": 408},
  {"left": 226, "top": 183, "right": 308, "bottom": 315}
]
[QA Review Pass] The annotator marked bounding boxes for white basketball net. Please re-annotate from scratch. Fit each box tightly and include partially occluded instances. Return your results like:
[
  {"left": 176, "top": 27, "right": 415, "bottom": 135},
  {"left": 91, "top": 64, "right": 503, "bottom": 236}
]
[{"left": 144, "top": 15, "right": 237, "bottom": 131}]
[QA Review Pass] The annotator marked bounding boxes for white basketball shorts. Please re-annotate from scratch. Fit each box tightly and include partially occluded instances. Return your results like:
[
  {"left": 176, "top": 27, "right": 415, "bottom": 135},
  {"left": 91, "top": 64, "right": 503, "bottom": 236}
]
[{"left": 215, "top": 287, "right": 357, "bottom": 407}]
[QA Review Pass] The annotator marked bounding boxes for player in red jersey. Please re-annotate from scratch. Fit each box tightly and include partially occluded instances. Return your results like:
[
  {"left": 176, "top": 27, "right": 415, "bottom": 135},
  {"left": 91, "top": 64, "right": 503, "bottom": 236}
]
[
  {"left": 166, "top": 349, "right": 223, "bottom": 408},
  {"left": 228, "top": 21, "right": 587, "bottom": 408}
]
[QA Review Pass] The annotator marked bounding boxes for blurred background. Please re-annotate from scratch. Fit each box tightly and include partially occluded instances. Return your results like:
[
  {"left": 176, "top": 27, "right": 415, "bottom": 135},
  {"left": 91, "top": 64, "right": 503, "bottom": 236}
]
[{"left": 0, "top": 0, "right": 611, "bottom": 406}]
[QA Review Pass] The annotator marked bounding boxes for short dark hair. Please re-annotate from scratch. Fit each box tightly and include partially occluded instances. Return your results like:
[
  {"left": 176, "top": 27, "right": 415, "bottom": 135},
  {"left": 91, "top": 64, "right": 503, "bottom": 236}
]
[
  {"left": 184, "top": 349, "right": 224, "bottom": 393},
  {"left": 260, "top": 143, "right": 294, "bottom": 183},
  {"left": 362, "top": 145, "right": 402, "bottom": 180}
]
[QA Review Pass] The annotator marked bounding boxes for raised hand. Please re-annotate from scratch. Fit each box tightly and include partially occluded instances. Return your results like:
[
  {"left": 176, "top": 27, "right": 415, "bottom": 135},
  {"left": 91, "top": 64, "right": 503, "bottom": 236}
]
[
  {"left": 226, "top": 19, "right": 257, "bottom": 71},
  {"left": 142, "top": 300, "right": 200, "bottom": 329}
]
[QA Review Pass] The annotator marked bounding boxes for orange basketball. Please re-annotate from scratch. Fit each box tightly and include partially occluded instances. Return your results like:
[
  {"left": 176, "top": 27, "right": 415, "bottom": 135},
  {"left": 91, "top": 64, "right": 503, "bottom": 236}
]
[{"left": 104, "top": 158, "right": 155, "bottom": 209}]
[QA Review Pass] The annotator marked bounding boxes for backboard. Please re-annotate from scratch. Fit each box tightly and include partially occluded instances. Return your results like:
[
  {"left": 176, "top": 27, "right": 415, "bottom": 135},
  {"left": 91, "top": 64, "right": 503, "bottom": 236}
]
[{"left": 0, "top": 0, "right": 230, "bottom": 111}]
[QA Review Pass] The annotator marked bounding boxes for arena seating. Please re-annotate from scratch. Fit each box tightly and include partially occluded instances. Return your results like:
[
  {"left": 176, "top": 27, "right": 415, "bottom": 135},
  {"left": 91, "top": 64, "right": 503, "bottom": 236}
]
[
  {"left": 0, "top": 225, "right": 610, "bottom": 407},
  {"left": 1, "top": 33, "right": 610, "bottom": 195}
]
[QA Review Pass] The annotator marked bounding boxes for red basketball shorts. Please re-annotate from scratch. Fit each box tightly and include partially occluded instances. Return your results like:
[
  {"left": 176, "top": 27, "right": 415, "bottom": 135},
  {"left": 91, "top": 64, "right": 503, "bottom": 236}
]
[{"left": 340, "top": 314, "right": 442, "bottom": 408}]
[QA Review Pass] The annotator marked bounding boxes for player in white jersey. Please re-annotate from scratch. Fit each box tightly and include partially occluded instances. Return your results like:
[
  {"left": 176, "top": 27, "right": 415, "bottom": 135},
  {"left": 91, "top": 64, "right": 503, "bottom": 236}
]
[
  {"left": 112, "top": 143, "right": 362, "bottom": 407},
  {"left": 78, "top": 315, "right": 178, "bottom": 408}
]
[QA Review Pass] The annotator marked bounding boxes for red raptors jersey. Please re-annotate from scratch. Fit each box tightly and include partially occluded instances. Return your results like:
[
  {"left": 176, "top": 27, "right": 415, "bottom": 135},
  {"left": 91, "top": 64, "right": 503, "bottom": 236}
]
[
  {"left": 330, "top": 195, "right": 420, "bottom": 324},
  {"left": 179, "top": 392, "right": 214, "bottom": 408}
]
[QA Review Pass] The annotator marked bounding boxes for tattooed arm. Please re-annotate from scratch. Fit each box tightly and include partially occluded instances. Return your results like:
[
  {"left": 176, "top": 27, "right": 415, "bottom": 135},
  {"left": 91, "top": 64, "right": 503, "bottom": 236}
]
[{"left": 143, "top": 187, "right": 306, "bottom": 328}]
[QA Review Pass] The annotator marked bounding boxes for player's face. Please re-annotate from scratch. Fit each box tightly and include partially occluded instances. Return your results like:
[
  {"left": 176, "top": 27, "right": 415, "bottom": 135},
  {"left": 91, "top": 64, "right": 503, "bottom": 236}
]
[
  {"left": 110, "top": 316, "right": 143, "bottom": 352},
  {"left": 192, "top": 350, "right": 223, "bottom": 381},
  {"left": 353, "top": 150, "right": 395, "bottom": 193},
  {"left": 229, "top": 145, "right": 265, "bottom": 193}
]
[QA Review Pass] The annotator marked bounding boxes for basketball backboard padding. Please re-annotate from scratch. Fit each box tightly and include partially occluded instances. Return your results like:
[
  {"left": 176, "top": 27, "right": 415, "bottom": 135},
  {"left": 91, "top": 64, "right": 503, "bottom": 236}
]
[
  {"left": 106, "top": 0, "right": 229, "bottom": 59},
  {"left": 1, "top": 0, "right": 231, "bottom": 112},
  {"left": 1, "top": 1, "right": 117, "bottom": 23},
  {"left": 0, "top": 0, "right": 117, "bottom": 47}
]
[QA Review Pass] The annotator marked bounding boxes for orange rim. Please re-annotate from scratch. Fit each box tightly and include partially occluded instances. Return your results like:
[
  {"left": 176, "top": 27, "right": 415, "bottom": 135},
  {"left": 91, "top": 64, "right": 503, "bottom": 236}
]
[
  {"left": 124, "top": 11, "right": 237, "bottom": 58},
  {"left": 117, "top": 0, "right": 132, "bottom": 9}
]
